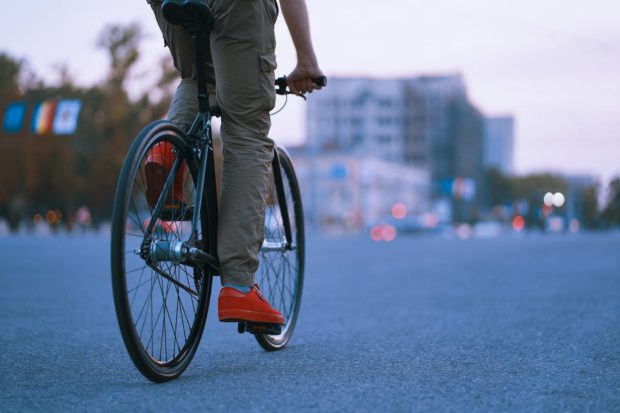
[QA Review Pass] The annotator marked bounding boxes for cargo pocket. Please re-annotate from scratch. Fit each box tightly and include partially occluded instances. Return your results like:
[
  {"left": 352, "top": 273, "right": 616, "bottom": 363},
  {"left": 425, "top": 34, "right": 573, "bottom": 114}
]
[
  {"left": 264, "top": 0, "right": 279, "bottom": 25},
  {"left": 259, "top": 52, "right": 277, "bottom": 112}
]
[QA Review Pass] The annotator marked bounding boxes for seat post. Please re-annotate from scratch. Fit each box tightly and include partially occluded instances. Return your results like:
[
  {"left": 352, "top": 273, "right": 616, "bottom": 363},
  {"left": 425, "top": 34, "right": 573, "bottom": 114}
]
[{"left": 192, "top": 32, "right": 210, "bottom": 114}]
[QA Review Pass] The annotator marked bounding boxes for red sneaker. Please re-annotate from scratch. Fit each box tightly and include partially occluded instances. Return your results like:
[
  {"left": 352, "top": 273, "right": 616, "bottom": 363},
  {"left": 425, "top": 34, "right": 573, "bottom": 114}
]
[
  {"left": 145, "top": 142, "right": 185, "bottom": 209},
  {"left": 218, "top": 285, "right": 285, "bottom": 325}
]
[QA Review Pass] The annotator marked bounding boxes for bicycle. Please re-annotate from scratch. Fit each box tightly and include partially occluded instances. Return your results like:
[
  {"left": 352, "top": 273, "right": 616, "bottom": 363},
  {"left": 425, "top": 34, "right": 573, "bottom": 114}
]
[{"left": 110, "top": 0, "right": 326, "bottom": 383}]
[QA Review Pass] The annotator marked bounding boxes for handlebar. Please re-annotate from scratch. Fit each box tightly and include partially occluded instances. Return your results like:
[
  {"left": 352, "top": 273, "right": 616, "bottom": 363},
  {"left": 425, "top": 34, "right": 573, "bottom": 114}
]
[
  {"left": 275, "top": 76, "right": 327, "bottom": 97},
  {"left": 210, "top": 76, "right": 326, "bottom": 117}
]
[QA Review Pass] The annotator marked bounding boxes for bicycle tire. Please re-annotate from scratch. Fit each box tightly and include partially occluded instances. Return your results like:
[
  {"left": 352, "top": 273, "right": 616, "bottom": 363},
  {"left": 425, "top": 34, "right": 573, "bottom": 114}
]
[
  {"left": 111, "top": 121, "right": 212, "bottom": 382},
  {"left": 255, "top": 147, "right": 305, "bottom": 351}
]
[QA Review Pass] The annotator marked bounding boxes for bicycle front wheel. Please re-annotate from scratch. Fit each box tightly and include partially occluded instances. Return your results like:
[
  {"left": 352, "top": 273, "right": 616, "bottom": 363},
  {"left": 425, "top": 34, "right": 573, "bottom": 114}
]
[
  {"left": 255, "top": 147, "right": 305, "bottom": 351},
  {"left": 111, "top": 121, "right": 212, "bottom": 382}
]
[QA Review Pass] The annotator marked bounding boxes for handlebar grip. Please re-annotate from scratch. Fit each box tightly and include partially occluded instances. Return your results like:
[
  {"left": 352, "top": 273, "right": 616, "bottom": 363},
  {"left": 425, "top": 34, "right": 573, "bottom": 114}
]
[
  {"left": 274, "top": 75, "right": 327, "bottom": 96},
  {"left": 275, "top": 76, "right": 327, "bottom": 88},
  {"left": 312, "top": 76, "right": 327, "bottom": 87},
  {"left": 275, "top": 76, "right": 288, "bottom": 89}
]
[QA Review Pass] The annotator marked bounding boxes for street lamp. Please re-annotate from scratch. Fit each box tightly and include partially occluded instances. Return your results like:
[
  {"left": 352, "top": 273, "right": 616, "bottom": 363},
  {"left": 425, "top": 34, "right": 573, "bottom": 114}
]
[
  {"left": 543, "top": 192, "right": 554, "bottom": 207},
  {"left": 552, "top": 192, "right": 565, "bottom": 208}
]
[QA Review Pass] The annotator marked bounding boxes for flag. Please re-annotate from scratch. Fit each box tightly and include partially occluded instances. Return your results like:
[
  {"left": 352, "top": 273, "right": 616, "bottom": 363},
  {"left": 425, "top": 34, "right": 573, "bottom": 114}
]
[
  {"left": 3, "top": 102, "right": 27, "bottom": 133},
  {"left": 31, "top": 101, "right": 57, "bottom": 135},
  {"left": 53, "top": 99, "right": 81, "bottom": 135}
]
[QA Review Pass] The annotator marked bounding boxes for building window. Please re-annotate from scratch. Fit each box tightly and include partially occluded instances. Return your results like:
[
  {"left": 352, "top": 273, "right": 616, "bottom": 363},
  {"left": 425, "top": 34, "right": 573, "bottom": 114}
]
[
  {"left": 377, "top": 117, "right": 392, "bottom": 126},
  {"left": 411, "top": 154, "right": 426, "bottom": 163}
]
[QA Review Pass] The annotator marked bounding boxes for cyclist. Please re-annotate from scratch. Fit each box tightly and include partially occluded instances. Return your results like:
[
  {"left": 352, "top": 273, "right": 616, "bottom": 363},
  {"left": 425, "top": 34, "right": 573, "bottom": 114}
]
[{"left": 145, "top": 0, "right": 324, "bottom": 326}]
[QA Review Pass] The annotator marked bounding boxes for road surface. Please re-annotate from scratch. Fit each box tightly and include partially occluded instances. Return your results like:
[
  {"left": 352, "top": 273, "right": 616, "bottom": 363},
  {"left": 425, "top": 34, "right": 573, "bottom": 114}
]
[{"left": 1, "top": 231, "right": 619, "bottom": 411}]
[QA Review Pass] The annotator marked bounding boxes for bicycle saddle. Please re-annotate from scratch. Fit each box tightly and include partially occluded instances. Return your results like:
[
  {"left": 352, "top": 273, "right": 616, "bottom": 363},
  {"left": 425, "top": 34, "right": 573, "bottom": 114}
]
[{"left": 162, "top": 0, "right": 214, "bottom": 33}]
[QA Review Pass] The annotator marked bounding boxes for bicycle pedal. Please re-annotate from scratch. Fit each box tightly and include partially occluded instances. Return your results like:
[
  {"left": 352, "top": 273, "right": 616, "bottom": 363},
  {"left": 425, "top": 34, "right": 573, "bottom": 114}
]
[
  {"left": 237, "top": 321, "right": 282, "bottom": 335},
  {"left": 159, "top": 205, "right": 193, "bottom": 221}
]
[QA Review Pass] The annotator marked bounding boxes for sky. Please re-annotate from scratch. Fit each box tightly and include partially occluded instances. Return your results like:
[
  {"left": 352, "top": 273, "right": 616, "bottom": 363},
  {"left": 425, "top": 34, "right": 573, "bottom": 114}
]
[{"left": 1, "top": 0, "right": 619, "bottom": 182}]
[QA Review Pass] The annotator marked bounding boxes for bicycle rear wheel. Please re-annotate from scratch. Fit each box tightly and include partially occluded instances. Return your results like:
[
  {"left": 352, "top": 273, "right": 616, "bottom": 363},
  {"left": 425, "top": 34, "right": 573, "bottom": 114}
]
[
  {"left": 255, "top": 147, "right": 305, "bottom": 351},
  {"left": 111, "top": 121, "right": 212, "bottom": 382}
]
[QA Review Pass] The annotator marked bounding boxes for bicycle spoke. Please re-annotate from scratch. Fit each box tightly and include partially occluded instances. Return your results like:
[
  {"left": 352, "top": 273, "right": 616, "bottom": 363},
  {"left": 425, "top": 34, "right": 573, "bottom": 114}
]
[
  {"left": 128, "top": 197, "right": 146, "bottom": 233},
  {"left": 128, "top": 267, "right": 149, "bottom": 303},
  {"left": 157, "top": 267, "right": 175, "bottom": 361},
  {"left": 135, "top": 271, "right": 156, "bottom": 336}
]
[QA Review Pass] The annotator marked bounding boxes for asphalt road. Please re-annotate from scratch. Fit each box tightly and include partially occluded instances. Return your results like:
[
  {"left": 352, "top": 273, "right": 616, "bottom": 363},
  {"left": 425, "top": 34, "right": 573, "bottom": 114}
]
[{"left": 1, "top": 231, "right": 619, "bottom": 411}]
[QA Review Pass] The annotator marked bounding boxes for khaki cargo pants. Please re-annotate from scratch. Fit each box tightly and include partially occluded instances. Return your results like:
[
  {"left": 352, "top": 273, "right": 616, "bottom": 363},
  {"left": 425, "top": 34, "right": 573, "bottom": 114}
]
[{"left": 150, "top": 0, "right": 278, "bottom": 286}]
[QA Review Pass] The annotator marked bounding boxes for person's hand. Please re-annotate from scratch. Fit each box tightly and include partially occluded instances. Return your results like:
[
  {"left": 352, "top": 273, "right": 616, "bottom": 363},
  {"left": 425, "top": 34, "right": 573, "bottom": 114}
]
[{"left": 287, "top": 62, "right": 324, "bottom": 96}]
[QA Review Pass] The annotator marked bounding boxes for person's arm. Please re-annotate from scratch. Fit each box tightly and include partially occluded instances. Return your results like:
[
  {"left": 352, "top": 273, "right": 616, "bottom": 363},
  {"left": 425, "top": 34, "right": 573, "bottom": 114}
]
[{"left": 279, "top": 0, "right": 324, "bottom": 95}]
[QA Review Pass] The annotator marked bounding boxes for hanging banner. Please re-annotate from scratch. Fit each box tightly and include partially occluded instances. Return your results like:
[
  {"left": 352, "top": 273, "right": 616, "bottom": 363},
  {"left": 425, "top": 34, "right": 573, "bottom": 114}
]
[
  {"left": 3, "top": 102, "right": 27, "bottom": 133},
  {"left": 452, "top": 177, "right": 476, "bottom": 201},
  {"left": 53, "top": 99, "right": 81, "bottom": 135},
  {"left": 31, "top": 100, "right": 57, "bottom": 135}
]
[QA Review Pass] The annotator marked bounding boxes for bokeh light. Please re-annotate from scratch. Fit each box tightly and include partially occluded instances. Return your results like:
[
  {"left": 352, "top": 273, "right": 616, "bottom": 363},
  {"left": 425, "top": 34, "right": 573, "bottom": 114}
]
[
  {"left": 512, "top": 215, "right": 525, "bottom": 231},
  {"left": 456, "top": 224, "right": 473, "bottom": 240},
  {"left": 381, "top": 224, "right": 397, "bottom": 242},
  {"left": 370, "top": 224, "right": 397, "bottom": 242},
  {"left": 543, "top": 192, "right": 554, "bottom": 207},
  {"left": 391, "top": 203, "right": 407, "bottom": 220},
  {"left": 370, "top": 225, "right": 383, "bottom": 242},
  {"left": 45, "top": 210, "right": 62, "bottom": 226}
]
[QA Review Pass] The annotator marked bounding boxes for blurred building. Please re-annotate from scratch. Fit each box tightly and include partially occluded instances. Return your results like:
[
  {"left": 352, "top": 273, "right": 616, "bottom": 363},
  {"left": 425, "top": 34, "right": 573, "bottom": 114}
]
[
  {"left": 287, "top": 149, "right": 430, "bottom": 233},
  {"left": 483, "top": 116, "right": 514, "bottom": 175},
  {"left": 306, "top": 75, "right": 487, "bottom": 223}
]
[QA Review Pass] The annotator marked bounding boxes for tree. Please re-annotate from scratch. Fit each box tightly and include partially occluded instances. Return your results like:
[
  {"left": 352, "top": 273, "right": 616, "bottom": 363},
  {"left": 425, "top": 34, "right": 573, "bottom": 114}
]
[
  {"left": 96, "top": 22, "right": 143, "bottom": 92},
  {"left": 511, "top": 173, "right": 567, "bottom": 201},
  {"left": 582, "top": 184, "right": 600, "bottom": 228},
  {"left": 0, "top": 53, "right": 26, "bottom": 229},
  {"left": 0, "top": 52, "right": 22, "bottom": 102},
  {"left": 603, "top": 178, "right": 620, "bottom": 226},
  {"left": 80, "top": 22, "right": 147, "bottom": 218},
  {"left": 486, "top": 168, "right": 513, "bottom": 206},
  {"left": 0, "top": 22, "right": 179, "bottom": 229}
]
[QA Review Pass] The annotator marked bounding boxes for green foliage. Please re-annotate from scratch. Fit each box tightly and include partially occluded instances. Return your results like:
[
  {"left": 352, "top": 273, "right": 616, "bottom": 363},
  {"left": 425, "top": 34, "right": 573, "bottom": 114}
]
[
  {"left": 582, "top": 184, "right": 600, "bottom": 228},
  {"left": 485, "top": 169, "right": 568, "bottom": 205},
  {"left": 511, "top": 173, "right": 568, "bottom": 200},
  {"left": 486, "top": 167, "right": 512, "bottom": 206},
  {"left": 97, "top": 22, "right": 143, "bottom": 91},
  {"left": 484, "top": 169, "right": 612, "bottom": 229},
  {"left": 0, "top": 52, "right": 22, "bottom": 101},
  {"left": 603, "top": 178, "right": 620, "bottom": 226}
]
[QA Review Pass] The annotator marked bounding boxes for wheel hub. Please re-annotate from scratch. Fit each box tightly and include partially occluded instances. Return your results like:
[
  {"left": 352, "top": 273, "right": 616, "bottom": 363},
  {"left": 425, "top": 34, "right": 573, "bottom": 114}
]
[{"left": 150, "top": 239, "right": 189, "bottom": 264}]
